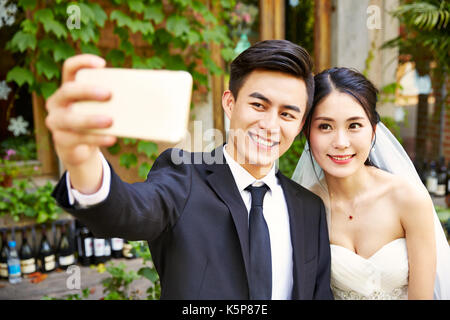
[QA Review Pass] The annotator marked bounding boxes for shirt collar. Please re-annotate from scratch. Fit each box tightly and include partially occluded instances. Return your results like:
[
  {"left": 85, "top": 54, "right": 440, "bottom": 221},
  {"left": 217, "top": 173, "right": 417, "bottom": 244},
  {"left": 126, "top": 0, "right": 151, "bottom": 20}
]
[{"left": 222, "top": 144, "right": 278, "bottom": 193}]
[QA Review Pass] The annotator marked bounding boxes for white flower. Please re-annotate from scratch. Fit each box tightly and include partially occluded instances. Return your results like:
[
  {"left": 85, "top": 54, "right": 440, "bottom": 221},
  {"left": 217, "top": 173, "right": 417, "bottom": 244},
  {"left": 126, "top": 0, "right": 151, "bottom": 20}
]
[
  {"left": 0, "top": 0, "right": 17, "bottom": 28},
  {"left": 0, "top": 80, "right": 11, "bottom": 100},
  {"left": 8, "top": 116, "right": 29, "bottom": 136}
]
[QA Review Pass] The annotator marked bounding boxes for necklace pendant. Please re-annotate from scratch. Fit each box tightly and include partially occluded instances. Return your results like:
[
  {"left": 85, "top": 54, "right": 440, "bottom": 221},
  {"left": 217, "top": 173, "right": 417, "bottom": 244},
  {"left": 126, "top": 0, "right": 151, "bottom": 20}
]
[{"left": 349, "top": 215, "right": 353, "bottom": 220}]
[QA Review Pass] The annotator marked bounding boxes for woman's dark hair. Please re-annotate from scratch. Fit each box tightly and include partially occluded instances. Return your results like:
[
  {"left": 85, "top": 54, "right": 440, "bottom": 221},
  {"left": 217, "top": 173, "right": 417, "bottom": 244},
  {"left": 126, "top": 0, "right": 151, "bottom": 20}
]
[
  {"left": 229, "top": 40, "right": 314, "bottom": 115},
  {"left": 303, "top": 67, "right": 380, "bottom": 166}
]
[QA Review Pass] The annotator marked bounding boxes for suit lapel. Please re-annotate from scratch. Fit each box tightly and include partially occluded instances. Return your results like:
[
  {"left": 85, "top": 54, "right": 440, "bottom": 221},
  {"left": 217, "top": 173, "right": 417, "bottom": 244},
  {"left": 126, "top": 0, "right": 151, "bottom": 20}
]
[
  {"left": 276, "top": 170, "right": 308, "bottom": 300},
  {"left": 205, "top": 146, "right": 251, "bottom": 287}
]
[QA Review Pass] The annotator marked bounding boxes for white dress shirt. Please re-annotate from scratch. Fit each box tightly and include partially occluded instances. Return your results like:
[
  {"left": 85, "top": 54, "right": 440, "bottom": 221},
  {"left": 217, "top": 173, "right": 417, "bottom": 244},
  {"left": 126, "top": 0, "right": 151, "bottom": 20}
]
[{"left": 67, "top": 147, "right": 293, "bottom": 299}]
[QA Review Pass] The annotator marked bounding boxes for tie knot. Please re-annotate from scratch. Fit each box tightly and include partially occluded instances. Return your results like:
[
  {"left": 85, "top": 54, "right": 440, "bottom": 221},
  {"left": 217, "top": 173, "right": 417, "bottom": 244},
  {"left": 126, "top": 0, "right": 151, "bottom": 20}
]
[{"left": 245, "top": 184, "right": 269, "bottom": 207}]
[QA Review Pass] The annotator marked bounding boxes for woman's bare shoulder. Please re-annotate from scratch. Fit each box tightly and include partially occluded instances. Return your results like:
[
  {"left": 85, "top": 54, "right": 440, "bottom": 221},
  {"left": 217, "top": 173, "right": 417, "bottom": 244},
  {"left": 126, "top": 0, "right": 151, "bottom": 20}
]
[{"left": 369, "top": 167, "right": 434, "bottom": 222}]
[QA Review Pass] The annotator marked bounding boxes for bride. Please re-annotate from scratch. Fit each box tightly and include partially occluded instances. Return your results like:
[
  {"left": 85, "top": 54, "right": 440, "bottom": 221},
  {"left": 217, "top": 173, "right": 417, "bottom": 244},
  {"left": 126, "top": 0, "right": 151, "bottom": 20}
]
[{"left": 292, "top": 67, "right": 450, "bottom": 299}]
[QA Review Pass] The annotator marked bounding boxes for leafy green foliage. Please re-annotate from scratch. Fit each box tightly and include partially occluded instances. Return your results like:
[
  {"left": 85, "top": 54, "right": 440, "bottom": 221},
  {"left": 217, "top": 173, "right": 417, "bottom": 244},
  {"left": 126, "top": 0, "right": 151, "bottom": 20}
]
[
  {"left": 384, "top": 0, "right": 450, "bottom": 74},
  {"left": 0, "top": 179, "right": 63, "bottom": 223},
  {"left": 278, "top": 136, "right": 306, "bottom": 178}
]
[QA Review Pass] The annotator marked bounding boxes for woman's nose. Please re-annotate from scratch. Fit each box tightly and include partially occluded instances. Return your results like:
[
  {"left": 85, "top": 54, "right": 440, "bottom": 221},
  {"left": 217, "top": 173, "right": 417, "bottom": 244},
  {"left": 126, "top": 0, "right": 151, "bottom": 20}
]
[{"left": 332, "top": 130, "right": 350, "bottom": 149}]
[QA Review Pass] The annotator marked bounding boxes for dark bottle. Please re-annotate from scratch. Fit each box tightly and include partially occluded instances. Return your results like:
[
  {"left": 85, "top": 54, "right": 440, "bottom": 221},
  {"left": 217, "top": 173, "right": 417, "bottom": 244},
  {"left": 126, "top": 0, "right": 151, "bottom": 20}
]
[
  {"left": 19, "top": 228, "right": 37, "bottom": 276},
  {"left": 436, "top": 160, "right": 447, "bottom": 197},
  {"left": 122, "top": 240, "right": 135, "bottom": 259},
  {"left": 57, "top": 224, "right": 76, "bottom": 269},
  {"left": 111, "top": 238, "right": 124, "bottom": 258},
  {"left": 93, "top": 237, "right": 105, "bottom": 264},
  {"left": 77, "top": 224, "right": 93, "bottom": 266},
  {"left": 0, "top": 232, "right": 9, "bottom": 279},
  {"left": 426, "top": 160, "right": 438, "bottom": 195},
  {"left": 38, "top": 226, "right": 56, "bottom": 273}
]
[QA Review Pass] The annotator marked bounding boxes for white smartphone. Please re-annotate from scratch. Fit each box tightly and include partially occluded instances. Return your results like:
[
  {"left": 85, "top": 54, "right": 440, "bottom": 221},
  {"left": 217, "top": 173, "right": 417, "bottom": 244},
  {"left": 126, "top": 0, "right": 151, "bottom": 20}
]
[{"left": 71, "top": 68, "right": 193, "bottom": 143}]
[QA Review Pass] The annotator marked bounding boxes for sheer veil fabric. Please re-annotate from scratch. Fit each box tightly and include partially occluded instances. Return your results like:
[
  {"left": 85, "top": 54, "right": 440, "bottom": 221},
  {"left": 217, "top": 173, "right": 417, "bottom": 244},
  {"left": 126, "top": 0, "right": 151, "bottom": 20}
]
[{"left": 292, "top": 122, "right": 450, "bottom": 299}]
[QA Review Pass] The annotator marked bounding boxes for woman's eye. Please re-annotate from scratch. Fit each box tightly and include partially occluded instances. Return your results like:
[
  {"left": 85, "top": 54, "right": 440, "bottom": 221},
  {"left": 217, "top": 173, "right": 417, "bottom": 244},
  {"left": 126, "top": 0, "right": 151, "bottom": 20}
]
[
  {"left": 349, "top": 123, "right": 362, "bottom": 129},
  {"left": 318, "top": 123, "right": 331, "bottom": 130}
]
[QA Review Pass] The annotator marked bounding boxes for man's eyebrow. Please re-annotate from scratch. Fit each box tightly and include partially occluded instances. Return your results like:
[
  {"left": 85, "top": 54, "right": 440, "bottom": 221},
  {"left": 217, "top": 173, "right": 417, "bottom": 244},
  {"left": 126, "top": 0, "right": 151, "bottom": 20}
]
[
  {"left": 249, "top": 92, "right": 271, "bottom": 104},
  {"left": 249, "top": 92, "right": 301, "bottom": 113}
]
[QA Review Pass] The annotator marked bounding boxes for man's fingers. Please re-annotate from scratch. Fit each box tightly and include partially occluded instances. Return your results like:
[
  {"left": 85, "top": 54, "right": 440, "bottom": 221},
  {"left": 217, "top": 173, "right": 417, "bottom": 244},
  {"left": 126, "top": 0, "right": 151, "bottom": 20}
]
[
  {"left": 52, "top": 130, "right": 117, "bottom": 149},
  {"left": 46, "top": 82, "right": 111, "bottom": 111},
  {"left": 62, "top": 54, "right": 106, "bottom": 84},
  {"left": 46, "top": 107, "right": 113, "bottom": 132}
]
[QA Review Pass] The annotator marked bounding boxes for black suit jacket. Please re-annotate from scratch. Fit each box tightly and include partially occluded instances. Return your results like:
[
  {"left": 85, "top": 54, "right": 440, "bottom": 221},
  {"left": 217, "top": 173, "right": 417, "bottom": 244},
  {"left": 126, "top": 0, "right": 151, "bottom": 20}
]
[{"left": 52, "top": 146, "right": 333, "bottom": 300}]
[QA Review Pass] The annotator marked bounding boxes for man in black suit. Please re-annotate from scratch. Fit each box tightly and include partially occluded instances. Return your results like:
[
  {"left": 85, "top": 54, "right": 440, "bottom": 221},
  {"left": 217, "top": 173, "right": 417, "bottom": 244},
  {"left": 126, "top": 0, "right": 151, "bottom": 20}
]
[{"left": 47, "top": 40, "right": 333, "bottom": 299}]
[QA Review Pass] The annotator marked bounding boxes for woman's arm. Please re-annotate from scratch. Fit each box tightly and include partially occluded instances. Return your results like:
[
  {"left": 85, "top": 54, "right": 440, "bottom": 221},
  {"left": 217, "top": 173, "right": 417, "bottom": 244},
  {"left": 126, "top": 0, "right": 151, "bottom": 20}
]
[{"left": 398, "top": 181, "right": 436, "bottom": 299}]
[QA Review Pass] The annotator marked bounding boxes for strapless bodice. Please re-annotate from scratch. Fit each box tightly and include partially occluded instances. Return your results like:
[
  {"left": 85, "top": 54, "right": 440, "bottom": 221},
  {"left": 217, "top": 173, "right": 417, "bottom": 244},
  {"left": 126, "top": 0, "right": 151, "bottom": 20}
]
[{"left": 330, "top": 238, "right": 409, "bottom": 300}]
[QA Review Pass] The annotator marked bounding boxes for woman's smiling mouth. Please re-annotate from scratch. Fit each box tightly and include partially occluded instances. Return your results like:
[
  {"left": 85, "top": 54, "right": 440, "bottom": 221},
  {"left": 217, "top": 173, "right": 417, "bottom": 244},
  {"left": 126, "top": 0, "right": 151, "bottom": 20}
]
[{"left": 327, "top": 154, "right": 356, "bottom": 164}]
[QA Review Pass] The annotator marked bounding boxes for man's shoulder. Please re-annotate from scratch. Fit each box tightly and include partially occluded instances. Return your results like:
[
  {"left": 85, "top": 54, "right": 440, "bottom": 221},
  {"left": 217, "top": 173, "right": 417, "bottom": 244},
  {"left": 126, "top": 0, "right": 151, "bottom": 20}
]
[
  {"left": 277, "top": 170, "right": 324, "bottom": 204},
  {"left": 157, "top": 147, "right": 225, "bottom": 166}
]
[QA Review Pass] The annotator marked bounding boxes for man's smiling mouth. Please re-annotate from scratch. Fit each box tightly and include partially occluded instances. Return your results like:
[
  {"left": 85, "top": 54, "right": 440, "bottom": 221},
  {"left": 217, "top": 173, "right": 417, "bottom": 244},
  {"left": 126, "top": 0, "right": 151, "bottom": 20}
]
[{"left": 248, "top": 132, "right": 280, "bottom": 148}]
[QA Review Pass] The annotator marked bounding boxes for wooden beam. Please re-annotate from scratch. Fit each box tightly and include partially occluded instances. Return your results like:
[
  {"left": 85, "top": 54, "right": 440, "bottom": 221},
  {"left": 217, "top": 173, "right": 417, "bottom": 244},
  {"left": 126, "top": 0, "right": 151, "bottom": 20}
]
[
  {"left": 314, "top": 0, "right": 331, "bottom": 73},
  {"left": 209, "top": 0, "right": 225, "bottom": 137}
]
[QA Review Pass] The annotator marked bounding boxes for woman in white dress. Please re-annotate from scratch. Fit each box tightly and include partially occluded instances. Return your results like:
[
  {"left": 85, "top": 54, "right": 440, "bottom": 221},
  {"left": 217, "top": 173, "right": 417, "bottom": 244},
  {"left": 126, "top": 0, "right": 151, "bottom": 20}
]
[{"left": 292, "top": 67, "right": 450, "bottom": 299}]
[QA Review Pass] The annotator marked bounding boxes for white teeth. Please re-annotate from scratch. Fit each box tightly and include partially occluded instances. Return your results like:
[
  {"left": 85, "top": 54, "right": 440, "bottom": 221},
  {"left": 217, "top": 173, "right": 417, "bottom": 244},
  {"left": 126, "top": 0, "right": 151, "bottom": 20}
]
[
  {"left": 331, "top": 155, "right": 353, "bottom": 160},
  {"left": 251, "top": 134, "right": 276, "bottom": 147}
]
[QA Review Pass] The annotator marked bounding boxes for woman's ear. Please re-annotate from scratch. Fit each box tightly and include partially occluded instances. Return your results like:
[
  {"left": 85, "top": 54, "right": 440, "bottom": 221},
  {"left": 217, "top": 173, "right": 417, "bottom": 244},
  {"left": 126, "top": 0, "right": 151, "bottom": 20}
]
[{"left": 222, "top": 90, "right": 235, "bottom": 120}]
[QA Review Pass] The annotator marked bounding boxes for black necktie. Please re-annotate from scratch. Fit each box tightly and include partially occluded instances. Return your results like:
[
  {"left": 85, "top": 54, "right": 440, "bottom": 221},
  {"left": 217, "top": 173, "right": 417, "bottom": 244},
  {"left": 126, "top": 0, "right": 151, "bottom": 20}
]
[{"left": 245, "top": 184, "right": 272, "bottom": 300}]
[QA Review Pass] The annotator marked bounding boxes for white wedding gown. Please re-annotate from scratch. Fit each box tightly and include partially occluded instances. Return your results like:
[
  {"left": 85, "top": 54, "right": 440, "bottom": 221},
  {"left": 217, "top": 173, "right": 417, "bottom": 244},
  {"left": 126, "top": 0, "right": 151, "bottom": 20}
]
[{"left": 330, "top": 238, "right": 409, "bottom": 299}]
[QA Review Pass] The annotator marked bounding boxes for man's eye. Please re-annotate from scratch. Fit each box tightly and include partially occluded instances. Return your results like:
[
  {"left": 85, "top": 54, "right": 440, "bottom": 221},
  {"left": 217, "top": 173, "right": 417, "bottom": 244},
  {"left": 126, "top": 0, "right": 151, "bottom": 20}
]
[
  {"left": 281, "top": 112, "right": 294, "bottom": 119},
  {"left": 318, "top": 123, "right": 331, "bottom": 130},
  {"left": 251, "top": 103, "right": 263, "bottom": 108},
  {"left": 349, "top": 123, "right": 362, "bottom": 129}
]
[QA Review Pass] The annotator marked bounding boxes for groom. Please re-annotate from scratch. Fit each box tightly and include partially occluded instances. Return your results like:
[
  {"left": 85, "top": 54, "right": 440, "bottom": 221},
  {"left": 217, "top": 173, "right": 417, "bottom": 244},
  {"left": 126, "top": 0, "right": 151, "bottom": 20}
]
[{"left": 48, "top": 40, "right": 333, "bottom": 300}]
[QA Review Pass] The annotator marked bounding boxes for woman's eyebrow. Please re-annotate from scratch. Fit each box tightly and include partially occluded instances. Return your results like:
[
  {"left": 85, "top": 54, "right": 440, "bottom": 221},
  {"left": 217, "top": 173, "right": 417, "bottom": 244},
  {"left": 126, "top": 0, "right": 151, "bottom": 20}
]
[{"left": 313, "top": 116, "right": 366, "bottom": 121}]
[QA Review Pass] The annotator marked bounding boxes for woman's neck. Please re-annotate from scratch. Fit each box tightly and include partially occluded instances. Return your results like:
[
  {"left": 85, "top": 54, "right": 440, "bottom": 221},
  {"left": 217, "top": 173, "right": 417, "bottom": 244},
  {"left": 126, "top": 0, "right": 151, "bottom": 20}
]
[{"left": 324, "top": 165, "right": 374, "bottom": 202}]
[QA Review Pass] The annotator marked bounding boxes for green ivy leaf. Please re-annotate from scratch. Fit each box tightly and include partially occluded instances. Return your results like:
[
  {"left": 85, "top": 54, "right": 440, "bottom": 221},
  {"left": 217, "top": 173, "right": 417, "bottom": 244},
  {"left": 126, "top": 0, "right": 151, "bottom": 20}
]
[
  {"left": 6, "top": 67, "right": 34, "bottom": 87},
  {"left": 88, "top": 3, "right": 108, "bottom": 27},
  {"left": 38, "top": 38, "right": 56, "bottom": 54},
  {"left": 106, "top": 49, "right": 125, "bottom": 67},
  {"left": 186, "top": 30, "right": 200, "bottom": 45},
  {"left": 43, "top": 19, "right": 68, "bottom": 39},
  {"left": 8, "top": 31, "right": 37, "bottom": 52},
  {"left": 80, "top": 43, "right": 101, "bottom": 56},
  {"left": 70, "top": 23, "right": 97, "bottom": 43},
  {"left": 107, "top": 142, "right": 121, "bottom": 155},
  {"left": 145, "top": 56, "right": 164, "bottom": 69},
  {"left": 220, "top": 47, "right": 237, "bottom": 62},
  {"left": 137, "top": 141, "right": 158, "bottom": 158},
  {"left": 143, "top": 4, "right": 165, "bottom": 24},
  {"left": 78, "top": 2, "right": 96, "bottom": 24},
  {"left": 138, "top": 162, "right": 152, "bottom": 179},
  {"left": 123, "top": 138, "right": 137, "bottom": 145},
  {"left": 110, "top": 10, "right": 133, "bottom": 29},
  {"left": 20, "top": 20, "right": 37, "bottom": 35},
  {"left": 138, "top": 267, "right": 159, "bottom": 283},
  {"left": 34, "top": 8, "right": 54, "bottom": 23},
  {"left": 36, "top": 211, "right": 48, "bottom": 224},
  {"left": 53, "top": 42, "right": 76, "bottom": 62},
  {"left": 39, "top": 81, "right": 58, "bottom": 99},
  {"left": 119, "top": 153, "right": 138, "bottom": 169},
  {"left": 166, "top": 15, "right": 190, "bottom": 37},
  {"left": 128, "top": 0, "right": 145, "bottom": 13},
  {"left": 36, "top": 55, "right": 60, "bottom": 80},
  {"left": 19, "top": 0, "right": 37, "bottom": 9}
]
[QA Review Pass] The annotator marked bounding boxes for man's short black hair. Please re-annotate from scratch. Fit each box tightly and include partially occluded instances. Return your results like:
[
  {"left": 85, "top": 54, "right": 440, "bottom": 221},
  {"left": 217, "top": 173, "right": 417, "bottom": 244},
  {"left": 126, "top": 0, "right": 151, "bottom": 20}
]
[{"left": 229, "top": 40, "right": 314, "bottom": 114}]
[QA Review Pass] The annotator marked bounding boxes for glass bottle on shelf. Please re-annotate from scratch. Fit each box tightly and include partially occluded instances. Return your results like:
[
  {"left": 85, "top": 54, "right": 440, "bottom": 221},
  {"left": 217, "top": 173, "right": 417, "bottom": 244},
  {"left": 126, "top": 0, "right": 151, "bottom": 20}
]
[
  {"left": 38, "top": 225, "right": 56, "bottom": 273},
  {"left": 0, "top": 232, "right": 9, "bottom": 280},
  {"left": 19, "top": 228, "right": 37, "bottom": 276}
]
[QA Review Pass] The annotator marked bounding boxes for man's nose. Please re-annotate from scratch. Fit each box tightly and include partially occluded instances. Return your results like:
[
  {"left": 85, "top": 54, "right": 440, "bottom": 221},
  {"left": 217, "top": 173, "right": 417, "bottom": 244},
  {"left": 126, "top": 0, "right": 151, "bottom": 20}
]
[
  {"left": 259, "top": 110, "right": 279, "bottom": 130},
  {"left": 332, "top": 130, "right": 350, "bottom": 149}
]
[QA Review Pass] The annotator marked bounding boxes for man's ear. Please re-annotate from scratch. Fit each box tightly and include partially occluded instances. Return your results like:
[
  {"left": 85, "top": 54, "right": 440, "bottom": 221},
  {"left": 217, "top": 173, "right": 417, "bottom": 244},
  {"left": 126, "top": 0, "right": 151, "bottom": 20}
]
[{"left": 222, "top": 90, "right": 235, "bottom": 120}]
